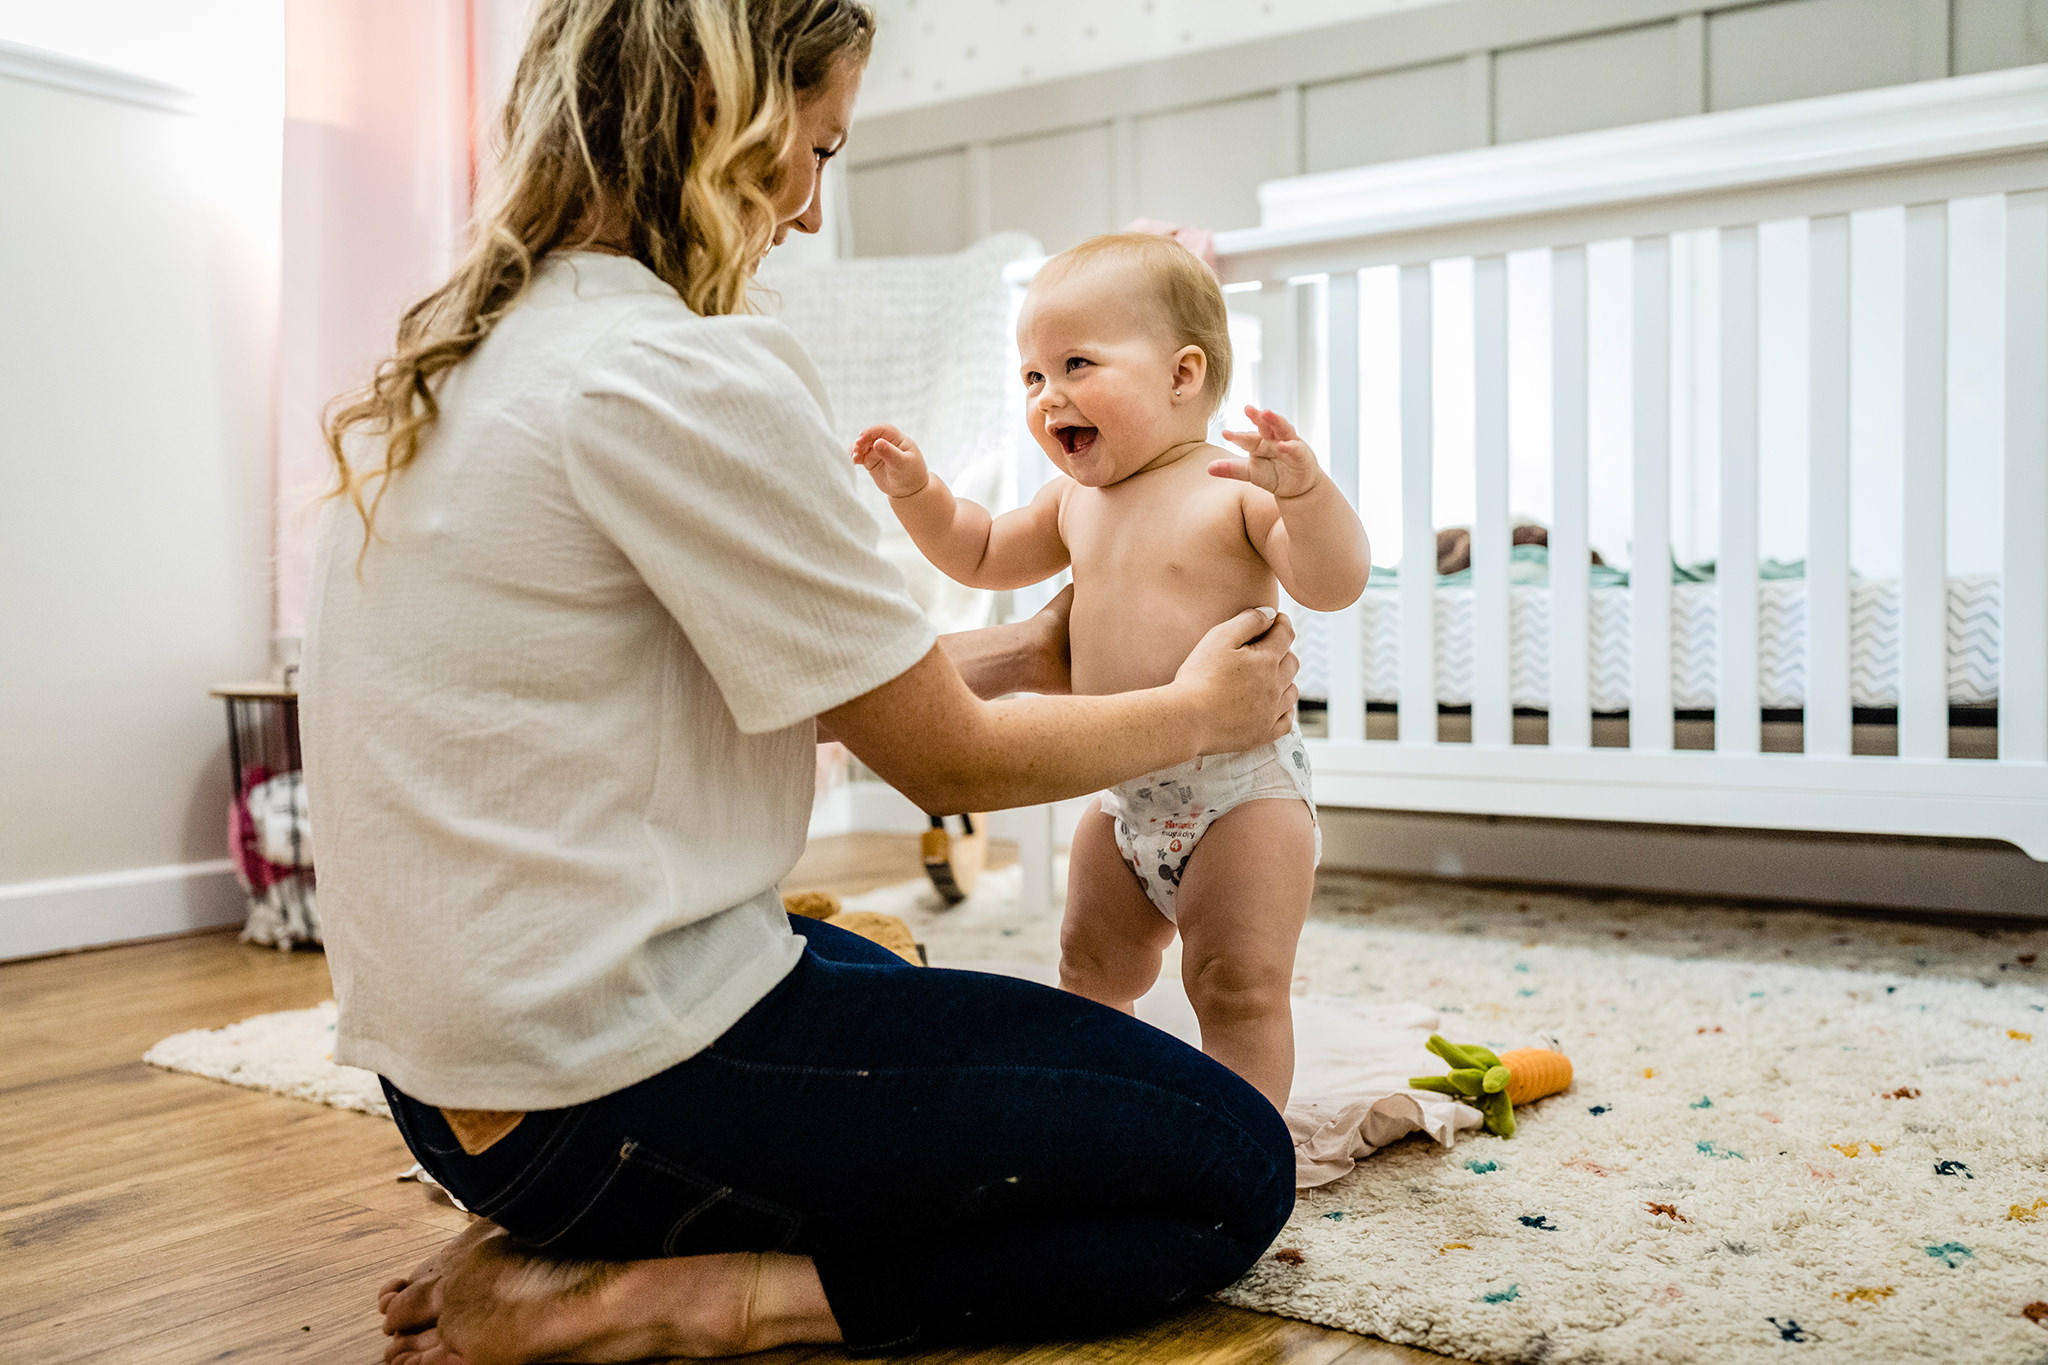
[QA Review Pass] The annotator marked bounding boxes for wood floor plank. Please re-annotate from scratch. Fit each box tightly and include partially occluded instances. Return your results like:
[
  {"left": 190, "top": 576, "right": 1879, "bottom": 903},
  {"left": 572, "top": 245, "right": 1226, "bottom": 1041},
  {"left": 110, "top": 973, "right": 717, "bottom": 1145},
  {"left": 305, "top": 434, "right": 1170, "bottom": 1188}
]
[{"left": 0, "top": 835, "right": 1446, "bottom": 1365}]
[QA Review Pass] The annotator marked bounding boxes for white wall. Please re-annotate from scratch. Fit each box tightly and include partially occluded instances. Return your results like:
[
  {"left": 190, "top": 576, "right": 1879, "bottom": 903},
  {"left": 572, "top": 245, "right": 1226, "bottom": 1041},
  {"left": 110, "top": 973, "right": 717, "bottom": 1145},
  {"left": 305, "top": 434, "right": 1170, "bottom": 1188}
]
[
  {"left": 275, "top": 0, "right": 474, "bottom": 636},
  {"left": 0, "top": 8, "right": 282, "bottom": 956}
]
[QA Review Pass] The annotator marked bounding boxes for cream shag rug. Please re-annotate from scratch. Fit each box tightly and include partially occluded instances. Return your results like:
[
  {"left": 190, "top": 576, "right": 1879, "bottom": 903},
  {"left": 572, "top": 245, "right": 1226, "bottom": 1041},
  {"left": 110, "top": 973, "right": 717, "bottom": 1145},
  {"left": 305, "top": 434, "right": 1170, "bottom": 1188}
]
[{"left": 148, "top": 866, "right": 2048, "bottom": 1363}]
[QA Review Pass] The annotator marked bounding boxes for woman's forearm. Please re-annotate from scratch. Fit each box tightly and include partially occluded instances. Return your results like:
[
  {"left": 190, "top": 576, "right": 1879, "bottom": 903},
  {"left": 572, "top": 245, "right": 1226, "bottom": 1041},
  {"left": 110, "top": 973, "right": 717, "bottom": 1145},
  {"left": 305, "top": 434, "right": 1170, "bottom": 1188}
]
[
  {"left": 816, "top": 589, "right": 1070, "bottom": 746},
  {"left": 924, "top": 688, "right": 1204, "bottom": 812},
  {"left": 823, "top": 609, "right": 1294, "bottom": 815}
]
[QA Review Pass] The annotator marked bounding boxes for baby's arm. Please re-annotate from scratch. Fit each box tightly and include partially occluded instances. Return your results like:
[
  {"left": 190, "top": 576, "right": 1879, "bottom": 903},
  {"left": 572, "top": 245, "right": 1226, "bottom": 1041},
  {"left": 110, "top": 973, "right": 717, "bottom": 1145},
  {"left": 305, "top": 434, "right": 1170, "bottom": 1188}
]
[
  {"left": 852, "top": 424, "right": 1070, "bottom": 591},
  {"left": 1212, "top": 406, "right": 1371, "bottom": 612}
]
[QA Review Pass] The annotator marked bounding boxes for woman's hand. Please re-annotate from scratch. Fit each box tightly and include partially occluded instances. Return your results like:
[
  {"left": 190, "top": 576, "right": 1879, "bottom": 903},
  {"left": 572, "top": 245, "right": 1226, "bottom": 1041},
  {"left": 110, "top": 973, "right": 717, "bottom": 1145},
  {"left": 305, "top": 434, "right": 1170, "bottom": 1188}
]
[
  {"left": 1170, "top": 606, "right": 1300, "bottom": 755},
  {"left": 851, "top": 424, "right": 931, "bottom": 499},
  {"left": 1211, "top": 407, "right": 1322, "bottom": 500}
]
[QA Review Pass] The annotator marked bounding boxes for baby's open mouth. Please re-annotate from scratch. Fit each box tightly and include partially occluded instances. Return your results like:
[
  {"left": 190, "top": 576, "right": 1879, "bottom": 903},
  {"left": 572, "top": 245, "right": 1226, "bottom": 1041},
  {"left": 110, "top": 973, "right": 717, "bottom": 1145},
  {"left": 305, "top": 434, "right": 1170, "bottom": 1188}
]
[{"left": 1056, "top": 425, "right": 1099, "bottom": 456}]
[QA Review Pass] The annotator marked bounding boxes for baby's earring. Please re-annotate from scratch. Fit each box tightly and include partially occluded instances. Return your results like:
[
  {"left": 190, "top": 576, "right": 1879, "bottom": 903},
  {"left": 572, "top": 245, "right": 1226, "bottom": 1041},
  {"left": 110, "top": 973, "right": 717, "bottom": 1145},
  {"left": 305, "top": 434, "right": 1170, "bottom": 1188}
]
[{"left": 1173, "top": 388, "right": 1182, "bottom": 397}]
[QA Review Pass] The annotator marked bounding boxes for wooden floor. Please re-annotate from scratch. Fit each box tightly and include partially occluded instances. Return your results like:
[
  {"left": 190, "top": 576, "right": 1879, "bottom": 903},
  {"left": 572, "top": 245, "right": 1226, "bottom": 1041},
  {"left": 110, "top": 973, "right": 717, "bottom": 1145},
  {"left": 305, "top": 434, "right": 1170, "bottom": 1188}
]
[{"left": 0, "top": 835, "right": 1440, "bottom": 1365}]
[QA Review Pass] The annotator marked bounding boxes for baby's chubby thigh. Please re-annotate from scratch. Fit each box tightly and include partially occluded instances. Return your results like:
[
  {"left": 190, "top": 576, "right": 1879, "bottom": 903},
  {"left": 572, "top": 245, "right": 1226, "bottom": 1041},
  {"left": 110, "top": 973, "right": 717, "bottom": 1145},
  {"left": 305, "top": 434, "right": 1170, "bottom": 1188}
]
[
  {"left": 1057, "top": 806, "right": 1178, "bottom": 1012},
  {"left": 1170, "top": 796, "right": 1317, "bottom": 1023}
]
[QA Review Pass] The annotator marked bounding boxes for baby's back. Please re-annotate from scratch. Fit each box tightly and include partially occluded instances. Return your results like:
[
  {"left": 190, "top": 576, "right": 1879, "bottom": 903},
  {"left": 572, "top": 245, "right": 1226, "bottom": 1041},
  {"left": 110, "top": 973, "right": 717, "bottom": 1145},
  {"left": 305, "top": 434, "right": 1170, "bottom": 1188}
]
[{"left": 1061, "top": 449, "right": 1277, "bottom": 697}]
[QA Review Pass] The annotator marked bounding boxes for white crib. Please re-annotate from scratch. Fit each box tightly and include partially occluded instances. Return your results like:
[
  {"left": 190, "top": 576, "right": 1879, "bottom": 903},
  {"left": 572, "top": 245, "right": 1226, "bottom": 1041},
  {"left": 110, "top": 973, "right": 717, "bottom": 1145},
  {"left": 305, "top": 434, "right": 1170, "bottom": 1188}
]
[{"left": 1195, "top": 65, "right": 2048, "bottom": 867}]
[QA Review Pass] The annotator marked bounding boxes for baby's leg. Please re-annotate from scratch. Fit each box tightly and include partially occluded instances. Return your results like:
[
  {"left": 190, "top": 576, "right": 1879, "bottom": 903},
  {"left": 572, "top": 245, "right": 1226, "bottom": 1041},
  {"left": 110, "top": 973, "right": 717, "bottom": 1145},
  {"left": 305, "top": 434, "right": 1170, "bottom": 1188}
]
[
  {"left": 1172, "top": 799, "right": 1316, "bottom": 1112},
  {"left": 1059, "top": 807, "right": 1176, "bottom": 1014}
]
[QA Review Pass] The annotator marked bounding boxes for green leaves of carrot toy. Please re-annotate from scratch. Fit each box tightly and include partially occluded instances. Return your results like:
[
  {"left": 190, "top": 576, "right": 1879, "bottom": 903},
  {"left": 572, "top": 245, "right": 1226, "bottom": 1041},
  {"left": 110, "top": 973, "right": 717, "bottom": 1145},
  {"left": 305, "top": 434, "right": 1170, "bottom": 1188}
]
[{"left": 1412, "top": 1034, "right": 1519, "bottom": 1139}]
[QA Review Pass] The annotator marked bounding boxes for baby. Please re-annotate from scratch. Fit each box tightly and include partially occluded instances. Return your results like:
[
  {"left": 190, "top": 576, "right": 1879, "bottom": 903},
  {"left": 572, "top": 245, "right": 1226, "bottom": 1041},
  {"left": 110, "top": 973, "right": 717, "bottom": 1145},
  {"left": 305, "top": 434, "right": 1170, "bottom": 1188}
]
[{"left": 853, "top": 233, "right": 1369, "bottom": 1111}]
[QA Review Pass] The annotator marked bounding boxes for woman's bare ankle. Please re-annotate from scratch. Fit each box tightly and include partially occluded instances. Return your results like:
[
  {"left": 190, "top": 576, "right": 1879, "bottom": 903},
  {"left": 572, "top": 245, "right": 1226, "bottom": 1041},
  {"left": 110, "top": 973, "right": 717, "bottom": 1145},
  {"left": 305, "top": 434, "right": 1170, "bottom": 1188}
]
[{"left": 737, "top": 1252, "right": 843, "bottom": 1352}]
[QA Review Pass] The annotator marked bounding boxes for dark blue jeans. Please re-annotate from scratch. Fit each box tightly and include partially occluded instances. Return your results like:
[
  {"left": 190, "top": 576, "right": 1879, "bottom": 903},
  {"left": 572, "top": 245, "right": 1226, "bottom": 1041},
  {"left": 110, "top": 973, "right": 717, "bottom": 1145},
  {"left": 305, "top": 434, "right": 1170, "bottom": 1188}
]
[{"left": 381, "top": 914, "right": 1294, "bottom": 1352}]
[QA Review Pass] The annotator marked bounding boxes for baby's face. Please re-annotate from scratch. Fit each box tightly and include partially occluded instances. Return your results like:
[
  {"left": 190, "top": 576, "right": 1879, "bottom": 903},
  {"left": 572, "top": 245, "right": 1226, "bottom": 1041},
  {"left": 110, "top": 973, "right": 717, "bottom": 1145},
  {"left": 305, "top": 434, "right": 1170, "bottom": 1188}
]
[{"left": 1016, "top": 263, "right": 1199, "bottom": 487}]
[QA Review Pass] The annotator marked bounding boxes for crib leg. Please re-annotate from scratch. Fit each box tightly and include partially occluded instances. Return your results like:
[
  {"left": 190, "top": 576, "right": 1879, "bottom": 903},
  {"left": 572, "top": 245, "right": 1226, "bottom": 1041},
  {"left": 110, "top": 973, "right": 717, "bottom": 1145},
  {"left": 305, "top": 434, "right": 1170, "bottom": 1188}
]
[{"left": 1017, "top": 803, "right": 1056, "bottom": 918}]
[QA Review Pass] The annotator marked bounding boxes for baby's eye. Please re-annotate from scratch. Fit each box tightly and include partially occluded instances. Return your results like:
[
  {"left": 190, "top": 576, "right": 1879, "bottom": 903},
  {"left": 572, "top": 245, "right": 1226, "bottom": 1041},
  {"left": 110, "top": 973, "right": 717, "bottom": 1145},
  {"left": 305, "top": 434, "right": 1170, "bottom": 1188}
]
[
  {"left": 1023, "top": 371, "right": 1044, "bottom": 387},
  {"left": 1066, "top": 357, "right": 1091, "bottom": 373}
]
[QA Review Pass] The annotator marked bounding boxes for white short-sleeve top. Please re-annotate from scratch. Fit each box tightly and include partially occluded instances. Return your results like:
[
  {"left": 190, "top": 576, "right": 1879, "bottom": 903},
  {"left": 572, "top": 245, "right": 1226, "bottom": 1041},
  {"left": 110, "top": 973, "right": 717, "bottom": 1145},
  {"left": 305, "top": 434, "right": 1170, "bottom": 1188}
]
[{"left": 301, "top": 252, "right": 936, "bottom": 1111}]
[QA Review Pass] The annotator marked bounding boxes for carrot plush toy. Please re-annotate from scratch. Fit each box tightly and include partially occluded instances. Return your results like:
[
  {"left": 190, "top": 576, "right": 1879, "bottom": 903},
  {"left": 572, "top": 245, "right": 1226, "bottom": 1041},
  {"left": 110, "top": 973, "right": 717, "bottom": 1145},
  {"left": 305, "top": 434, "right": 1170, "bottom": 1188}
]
[{"left": 1410, "top": 1034, "right": 1573, "bottom": 1138}]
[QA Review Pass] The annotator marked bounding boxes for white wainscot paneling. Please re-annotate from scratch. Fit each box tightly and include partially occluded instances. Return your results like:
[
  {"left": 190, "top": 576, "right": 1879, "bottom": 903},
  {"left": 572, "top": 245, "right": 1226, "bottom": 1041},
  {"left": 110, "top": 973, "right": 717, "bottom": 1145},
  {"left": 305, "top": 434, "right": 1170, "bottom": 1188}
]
[
  {"left": 1133, "top": 92, "right": 1286, "bottom": 233},
  {"left": 1493, "top": 22, "right": 1689, "bottom": 145},
  {"left": 988, "top": 123, "right": 1115, "bottom": 254},
  {"left": 848, "top": 149, "right": 969, "bottom": 257},
  {"left": 1954, "top": 0, "right": 2048, "bottom": 74},
  {"left": 1706, "top": 0, "right": 1931, "bottom": 113},
  {"left": 1304, "top": 59, "right": 1476, "bottom": 174}
]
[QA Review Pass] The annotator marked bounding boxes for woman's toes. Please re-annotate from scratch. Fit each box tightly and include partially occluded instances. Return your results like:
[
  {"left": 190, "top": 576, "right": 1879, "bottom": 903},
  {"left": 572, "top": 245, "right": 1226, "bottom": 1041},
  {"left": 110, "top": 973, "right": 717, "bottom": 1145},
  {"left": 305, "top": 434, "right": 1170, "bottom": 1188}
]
[
  {"left": 389, "top": 1327, "right": 470, "bottom": 1365},
  {"left": 383, "top": 1275, "right": 443, "bottom": 1337}
]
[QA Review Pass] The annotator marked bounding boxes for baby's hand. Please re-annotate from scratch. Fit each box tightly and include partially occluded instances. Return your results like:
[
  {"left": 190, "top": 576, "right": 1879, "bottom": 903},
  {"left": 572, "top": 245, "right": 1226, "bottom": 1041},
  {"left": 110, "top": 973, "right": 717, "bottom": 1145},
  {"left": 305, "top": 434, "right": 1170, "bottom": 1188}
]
[
  {"left": 852, "top": 424, "right": 931, "bottom": 499},
  {"left": 1212, "top": 407, "right": 1322, "bottom": 500}
]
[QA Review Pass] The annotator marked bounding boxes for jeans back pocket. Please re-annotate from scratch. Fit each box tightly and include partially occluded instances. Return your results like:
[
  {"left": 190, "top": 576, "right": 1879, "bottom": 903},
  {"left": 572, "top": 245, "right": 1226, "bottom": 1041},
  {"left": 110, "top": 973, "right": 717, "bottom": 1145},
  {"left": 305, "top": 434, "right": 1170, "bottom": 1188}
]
[{"left": 525, "top": 1138, "right": 805, "bottom": 1261}]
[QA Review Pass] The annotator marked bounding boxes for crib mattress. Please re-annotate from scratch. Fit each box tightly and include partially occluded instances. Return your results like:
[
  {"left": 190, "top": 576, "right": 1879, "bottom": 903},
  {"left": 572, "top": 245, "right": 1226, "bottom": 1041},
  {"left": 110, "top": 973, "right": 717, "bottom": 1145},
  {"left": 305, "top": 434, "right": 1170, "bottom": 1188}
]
[{"left": 1294, "top": 574, "right": 2000, "bottom": 711}]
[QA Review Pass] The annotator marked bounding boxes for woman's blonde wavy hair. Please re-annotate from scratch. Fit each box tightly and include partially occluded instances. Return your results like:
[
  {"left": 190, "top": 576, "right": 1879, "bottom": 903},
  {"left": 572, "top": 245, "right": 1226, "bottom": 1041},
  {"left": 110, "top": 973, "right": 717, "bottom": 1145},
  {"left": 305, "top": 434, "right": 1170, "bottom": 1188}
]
[{"left": 324, "top": 0, "right": 874, "bottom": 554}]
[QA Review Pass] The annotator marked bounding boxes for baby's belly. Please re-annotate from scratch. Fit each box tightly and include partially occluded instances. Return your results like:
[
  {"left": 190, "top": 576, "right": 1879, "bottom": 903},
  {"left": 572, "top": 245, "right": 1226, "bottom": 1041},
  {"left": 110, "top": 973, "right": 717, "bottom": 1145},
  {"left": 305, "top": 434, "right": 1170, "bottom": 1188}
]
[{"left": 1069, "top": 585, "right": 1275, "bottom": 697}]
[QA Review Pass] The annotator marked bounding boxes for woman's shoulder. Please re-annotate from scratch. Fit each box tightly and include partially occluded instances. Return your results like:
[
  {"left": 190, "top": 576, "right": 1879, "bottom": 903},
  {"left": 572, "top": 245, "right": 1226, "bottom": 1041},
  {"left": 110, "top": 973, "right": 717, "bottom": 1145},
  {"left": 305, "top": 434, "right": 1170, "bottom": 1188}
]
[
  {"left": 577, "top": 314, "right": 830, "bottom": 439},
  {"left": 525, "top": 253, "right": 809, "bottom": 369}
]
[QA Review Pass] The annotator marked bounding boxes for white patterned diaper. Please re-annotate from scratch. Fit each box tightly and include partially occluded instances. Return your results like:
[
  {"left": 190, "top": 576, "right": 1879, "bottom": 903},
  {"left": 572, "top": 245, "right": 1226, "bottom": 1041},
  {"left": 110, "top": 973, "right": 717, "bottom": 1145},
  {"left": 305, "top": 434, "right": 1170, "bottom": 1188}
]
[{"left": 1099, "top": 727, "right": 1319, "bottom": 922}]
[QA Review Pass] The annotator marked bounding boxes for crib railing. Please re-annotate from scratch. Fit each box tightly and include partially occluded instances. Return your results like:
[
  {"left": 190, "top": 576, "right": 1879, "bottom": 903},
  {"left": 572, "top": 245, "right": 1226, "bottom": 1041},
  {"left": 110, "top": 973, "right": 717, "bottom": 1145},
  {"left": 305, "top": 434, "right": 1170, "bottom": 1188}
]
[{"left": 1210, "top": 65, "right": 2048, "bottom": 861}]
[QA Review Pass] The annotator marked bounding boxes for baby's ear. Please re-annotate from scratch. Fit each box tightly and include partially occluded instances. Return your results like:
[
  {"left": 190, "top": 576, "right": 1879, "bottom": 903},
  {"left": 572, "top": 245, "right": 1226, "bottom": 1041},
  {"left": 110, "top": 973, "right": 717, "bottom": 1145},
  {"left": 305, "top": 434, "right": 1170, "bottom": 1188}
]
[{"left": 1171, "top": 345, "right": 1207, "bottom": 400}]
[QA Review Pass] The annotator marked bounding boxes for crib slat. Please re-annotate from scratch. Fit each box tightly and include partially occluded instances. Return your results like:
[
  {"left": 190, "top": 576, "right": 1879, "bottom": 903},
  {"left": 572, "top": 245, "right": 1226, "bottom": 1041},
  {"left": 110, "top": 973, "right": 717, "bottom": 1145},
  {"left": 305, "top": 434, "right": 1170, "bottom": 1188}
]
[
  {"left": 1399, "top": 262, "right": 1437, "bottom": 745},
  {"left": 1717, "top": 225, "right": 1762, "bottom": 755},
  {"left": 1253, "top": 279, "right": 1300, "bottom": 426},
  {"left": 1472, "top": 254, "right": 1512, "bottom": 747},
  {"left": 1630, "top": 235, "right": 1674, "bottom": 753},
  {"left": 1900, "top": 202, "right": 1948, "bottom": 761},
  {"left": 2005, "top": 190, "right": 2048, "bottom": 764},
  {"left": 1323, "top": 270, "right": 1367, "bottom": 744},
  {"left": 1550, "top": 245, "right": 1592, "bottom": 749},
  {"left": 1807, "top": 214, "right": 1854, "bottom": 758}
]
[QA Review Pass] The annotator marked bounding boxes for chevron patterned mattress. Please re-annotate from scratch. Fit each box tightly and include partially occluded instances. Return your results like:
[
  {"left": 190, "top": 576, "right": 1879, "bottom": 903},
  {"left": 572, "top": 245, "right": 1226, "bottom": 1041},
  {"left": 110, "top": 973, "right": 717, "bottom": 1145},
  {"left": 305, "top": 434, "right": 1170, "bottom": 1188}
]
[{"left": 1294, "top": 574, "right": 2000, "bottom": 711}]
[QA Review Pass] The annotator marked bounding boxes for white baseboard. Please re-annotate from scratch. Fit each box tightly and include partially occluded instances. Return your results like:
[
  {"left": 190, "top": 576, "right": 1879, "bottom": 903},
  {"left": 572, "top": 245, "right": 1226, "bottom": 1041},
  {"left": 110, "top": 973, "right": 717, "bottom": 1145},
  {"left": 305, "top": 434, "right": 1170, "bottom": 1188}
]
[
  {"left": 1318, "top": 809, "right": 2048, "bottom": 918},
  {"left": 0, "top": 860, "right": 246, "bottom": 960}
]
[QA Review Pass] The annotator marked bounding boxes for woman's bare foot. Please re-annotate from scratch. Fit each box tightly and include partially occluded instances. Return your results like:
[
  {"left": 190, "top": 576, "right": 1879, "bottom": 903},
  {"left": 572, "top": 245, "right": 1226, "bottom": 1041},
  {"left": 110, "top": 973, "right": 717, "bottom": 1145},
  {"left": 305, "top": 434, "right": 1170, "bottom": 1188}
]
[
  {"left": 376, "top": 1220, "right": 842, "bottom": 1364},
  {"left": 381, "top": 1218, "right": 498, "bottom": 1363}
]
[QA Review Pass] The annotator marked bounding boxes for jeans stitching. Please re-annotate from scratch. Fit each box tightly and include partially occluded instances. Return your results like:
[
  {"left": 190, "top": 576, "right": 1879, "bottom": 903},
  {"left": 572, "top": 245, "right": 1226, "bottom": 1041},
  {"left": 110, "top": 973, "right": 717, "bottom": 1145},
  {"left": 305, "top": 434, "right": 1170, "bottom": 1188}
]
[
  {"left": 524, "top": 1136, "right": 637, "bottom": 1250},
  {"left": 661, "top": 1187, "right": 731, "bottom": 1258},
  {"left": 623, "top": 1141, "right": 806, "bottom": 1255}
]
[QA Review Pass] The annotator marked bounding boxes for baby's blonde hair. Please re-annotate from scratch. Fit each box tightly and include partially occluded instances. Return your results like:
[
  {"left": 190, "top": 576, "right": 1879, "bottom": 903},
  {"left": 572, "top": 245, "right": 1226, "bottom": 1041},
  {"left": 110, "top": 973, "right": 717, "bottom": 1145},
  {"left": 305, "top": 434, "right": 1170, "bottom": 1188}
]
[{"left": 1033, "top": 232, "right": 1233, "bottom": 416}]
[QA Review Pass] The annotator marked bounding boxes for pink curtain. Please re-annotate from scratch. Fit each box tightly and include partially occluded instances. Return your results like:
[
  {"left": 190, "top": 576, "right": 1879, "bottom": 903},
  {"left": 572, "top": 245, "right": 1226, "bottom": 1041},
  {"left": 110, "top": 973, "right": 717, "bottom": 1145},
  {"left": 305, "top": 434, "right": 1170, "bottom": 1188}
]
[{"left": 275, "top": 0, "right": 525, "bottom": 635}]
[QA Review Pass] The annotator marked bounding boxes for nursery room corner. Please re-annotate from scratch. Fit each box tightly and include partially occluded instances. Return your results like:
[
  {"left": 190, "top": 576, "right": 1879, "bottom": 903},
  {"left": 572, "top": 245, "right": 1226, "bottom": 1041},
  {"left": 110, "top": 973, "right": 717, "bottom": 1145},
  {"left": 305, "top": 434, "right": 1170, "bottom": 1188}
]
[{"left": 5, "top": 1, "right": 2048, "bottom": 1362}]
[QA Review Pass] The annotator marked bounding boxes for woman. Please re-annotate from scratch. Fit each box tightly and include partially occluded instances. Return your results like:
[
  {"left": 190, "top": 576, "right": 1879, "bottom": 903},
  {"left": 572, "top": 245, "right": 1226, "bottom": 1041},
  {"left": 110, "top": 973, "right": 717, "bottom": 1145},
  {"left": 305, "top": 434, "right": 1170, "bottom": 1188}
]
[{"left": 303, "top": 3, "right": 1300, "bottom": 1361}]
